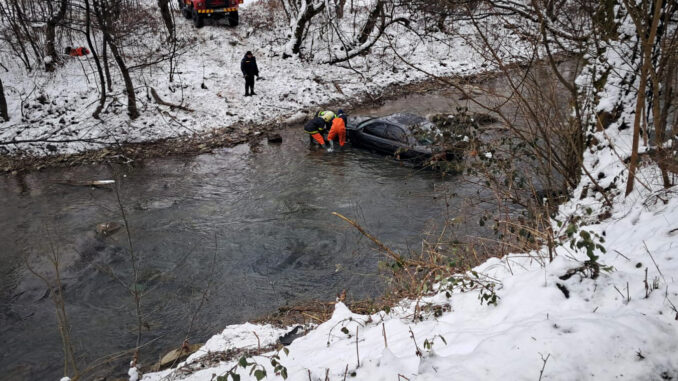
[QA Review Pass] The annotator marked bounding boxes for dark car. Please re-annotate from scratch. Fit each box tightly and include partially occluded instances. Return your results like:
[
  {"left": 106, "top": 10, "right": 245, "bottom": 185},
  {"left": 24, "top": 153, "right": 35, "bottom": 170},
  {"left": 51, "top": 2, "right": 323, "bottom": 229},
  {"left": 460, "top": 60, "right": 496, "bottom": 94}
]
[{"left": 346, "top": 113, "right": 460, "bottom": 162}]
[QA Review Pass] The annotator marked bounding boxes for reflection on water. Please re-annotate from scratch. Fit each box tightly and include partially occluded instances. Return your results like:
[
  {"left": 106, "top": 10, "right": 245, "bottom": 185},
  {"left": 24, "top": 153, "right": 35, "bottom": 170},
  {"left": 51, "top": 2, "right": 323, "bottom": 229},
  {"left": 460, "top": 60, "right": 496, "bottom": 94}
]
[{"left": 0, "top": 122, "right": 490, "bottom": 379}]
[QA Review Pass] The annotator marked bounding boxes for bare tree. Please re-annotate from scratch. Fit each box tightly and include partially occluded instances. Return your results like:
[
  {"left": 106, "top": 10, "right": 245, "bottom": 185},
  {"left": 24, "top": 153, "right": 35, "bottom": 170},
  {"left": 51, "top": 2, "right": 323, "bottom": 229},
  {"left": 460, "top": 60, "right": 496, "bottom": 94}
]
[
  {"left": 0, "top": 0, "right": 42, "bottom": 70},
  {"left": 356, "top": 0, "right": 385, "bottom": 44},
  {"left": 0, "top": 78, "right": 8, "bottom": 121},
  {"left": 335, "top": 0, "right": 346, "bottom": 19},
  {"left": 281, "top": 0, "right": 326, "bottom": 58},
  {"left": 157, "top": 0, "right": 174, "bottom": 40},
  {"left": 44, "top": 0, "right": 70, "bottom": 71},
  {"left": 624, "top": 0, "right": 662, "bottom": 195},
  {"left": 323, "top": 0, "right": 409, "bottom": 65},
  {"left": 83, "top": 0, "right": 108, "bottom": 118},
  {"left": 280, "top": 0, "right": 409, "bottom": 63},
  {"left": 93, "top": 0, "right": 139, "bottom": 119},
  {"left": 623, "top": 0, "right": 676, "bottom": 193}
]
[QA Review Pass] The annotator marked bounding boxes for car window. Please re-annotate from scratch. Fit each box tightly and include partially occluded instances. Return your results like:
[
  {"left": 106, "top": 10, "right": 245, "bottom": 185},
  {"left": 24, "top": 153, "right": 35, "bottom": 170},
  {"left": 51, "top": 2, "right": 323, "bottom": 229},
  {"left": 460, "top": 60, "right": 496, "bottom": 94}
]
[
  {"left": 363, "top": 122, "right": 388, "bottom": 139},
  {"left": 386, "top": 125, "right": 408, "bottom": 143}
]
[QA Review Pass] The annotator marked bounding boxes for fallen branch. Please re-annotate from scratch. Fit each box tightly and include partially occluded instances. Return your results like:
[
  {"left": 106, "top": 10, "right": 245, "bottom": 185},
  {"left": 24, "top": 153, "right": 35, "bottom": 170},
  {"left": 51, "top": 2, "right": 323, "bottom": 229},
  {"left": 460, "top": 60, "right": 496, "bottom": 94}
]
[
  {"left": 332, "top": 212, "right": 403, "bottom": 262},
  {"left": 150, "top": 87, "right": 193, "bottom": 112},
  {"left": 55, "top": 179, "right": 115, "bottom": 187}
]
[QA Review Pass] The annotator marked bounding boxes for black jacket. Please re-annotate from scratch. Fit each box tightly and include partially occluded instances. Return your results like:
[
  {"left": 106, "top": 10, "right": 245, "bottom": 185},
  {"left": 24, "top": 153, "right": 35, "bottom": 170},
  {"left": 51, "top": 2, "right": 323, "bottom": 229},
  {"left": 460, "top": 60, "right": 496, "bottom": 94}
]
[
  {"left": 304, "top": 117, "right": 327, "bottom": 134},
  {"left": 241, "top": 54, "right": 259, "bottom": 76}
]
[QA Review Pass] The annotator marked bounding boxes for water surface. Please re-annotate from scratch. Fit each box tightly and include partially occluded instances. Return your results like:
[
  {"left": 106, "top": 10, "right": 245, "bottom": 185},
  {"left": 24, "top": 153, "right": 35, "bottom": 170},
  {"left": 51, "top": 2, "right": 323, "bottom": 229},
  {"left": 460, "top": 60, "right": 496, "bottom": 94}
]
[{"left": 1, "top": 110, "right": 488, "bottom": 379}]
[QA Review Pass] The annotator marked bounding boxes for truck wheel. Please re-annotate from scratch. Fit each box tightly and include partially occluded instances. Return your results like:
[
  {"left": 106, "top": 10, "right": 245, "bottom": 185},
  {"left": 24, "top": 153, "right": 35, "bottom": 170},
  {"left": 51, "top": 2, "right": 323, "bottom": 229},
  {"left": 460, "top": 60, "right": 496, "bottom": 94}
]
[
  {"left": 192, "top": 9, "right": 204, "bottom": 27},
  {"left": 182, "top": 6, "right": 192, "bottom": 19},
  {"left": 228, "top": 11, "right": 239, "bottom": 27}
]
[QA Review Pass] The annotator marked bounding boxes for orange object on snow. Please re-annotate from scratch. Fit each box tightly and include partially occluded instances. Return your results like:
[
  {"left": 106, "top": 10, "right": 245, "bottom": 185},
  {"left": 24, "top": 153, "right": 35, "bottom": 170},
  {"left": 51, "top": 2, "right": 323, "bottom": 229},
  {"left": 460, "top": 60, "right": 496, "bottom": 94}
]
[
  {"left": 327, "top": 116, "right": 346, "bottom": 147},
  {"left": 67, "top": 47, "right": 90, "bottom": 57}
]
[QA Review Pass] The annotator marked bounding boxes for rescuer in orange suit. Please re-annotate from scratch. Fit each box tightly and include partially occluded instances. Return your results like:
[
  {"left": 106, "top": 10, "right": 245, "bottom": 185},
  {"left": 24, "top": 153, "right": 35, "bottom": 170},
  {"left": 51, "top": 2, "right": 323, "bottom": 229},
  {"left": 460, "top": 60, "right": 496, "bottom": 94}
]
[
  {"left": 327, "top": 109, "right": 347, "bottom": 152},
  {"left": 65, "top": 46, "right": 90, "bottom": 57}
]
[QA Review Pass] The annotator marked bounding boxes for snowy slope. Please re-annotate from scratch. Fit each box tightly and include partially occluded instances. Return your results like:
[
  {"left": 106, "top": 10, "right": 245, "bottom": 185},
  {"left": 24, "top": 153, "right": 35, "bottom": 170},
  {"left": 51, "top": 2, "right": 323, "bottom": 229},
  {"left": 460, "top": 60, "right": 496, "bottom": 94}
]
[
  {"left": 0, "top": 0, "right": 533, "bottom": 157},
  {"left": 139, "top": 179, "right": 678, "bottom": 381}
]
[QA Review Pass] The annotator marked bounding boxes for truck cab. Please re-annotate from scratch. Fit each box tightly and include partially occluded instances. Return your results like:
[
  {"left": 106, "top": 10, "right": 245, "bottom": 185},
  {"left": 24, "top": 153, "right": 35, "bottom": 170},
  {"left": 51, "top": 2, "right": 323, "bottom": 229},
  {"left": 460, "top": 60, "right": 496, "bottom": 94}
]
[{"left": 179, "top": 0, "right": 243, "bottom": 28}]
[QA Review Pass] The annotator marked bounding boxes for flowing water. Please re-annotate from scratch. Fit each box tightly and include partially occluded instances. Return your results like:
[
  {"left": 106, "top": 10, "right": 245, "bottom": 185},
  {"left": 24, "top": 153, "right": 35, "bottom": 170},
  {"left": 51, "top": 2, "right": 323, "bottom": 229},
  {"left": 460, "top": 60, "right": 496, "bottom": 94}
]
[
  {"left": 0, "top": 89, "right": 503, "bottom": 380},
  {"left": 0, "top": 63, "right": 577, "bottom": 379}
]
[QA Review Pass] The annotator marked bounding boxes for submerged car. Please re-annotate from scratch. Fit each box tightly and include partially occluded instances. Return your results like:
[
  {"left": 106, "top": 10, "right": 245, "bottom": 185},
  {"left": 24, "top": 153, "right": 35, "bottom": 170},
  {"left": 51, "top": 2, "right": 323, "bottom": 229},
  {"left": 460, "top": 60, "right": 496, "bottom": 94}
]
[{"left": 346, "top": 113, "right": 462, "bottom": 162}]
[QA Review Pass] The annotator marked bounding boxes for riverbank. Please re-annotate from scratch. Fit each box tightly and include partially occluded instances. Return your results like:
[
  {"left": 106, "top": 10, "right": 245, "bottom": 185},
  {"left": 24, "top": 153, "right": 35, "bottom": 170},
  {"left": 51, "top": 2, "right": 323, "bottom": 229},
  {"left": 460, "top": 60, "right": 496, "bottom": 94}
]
[
  {"left": 0, "top": 78, "right": 469, "bottom": 173},
  {"left": 0, "top": 0, "right": 536, "bottom": 173},
  {"left": 142, "top": 177, "right": 678, "bottom": 380}
]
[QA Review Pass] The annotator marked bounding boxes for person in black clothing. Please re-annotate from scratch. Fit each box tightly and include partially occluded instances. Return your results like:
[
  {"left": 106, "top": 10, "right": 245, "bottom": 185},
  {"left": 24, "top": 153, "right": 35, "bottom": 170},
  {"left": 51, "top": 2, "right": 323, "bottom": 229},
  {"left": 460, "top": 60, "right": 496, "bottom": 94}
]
[
  {"left": 241, "top": 51, "right": 259, "bottom": 96},
  {"left": 304, "top": 116, "right": 330, "bottom": 149}
]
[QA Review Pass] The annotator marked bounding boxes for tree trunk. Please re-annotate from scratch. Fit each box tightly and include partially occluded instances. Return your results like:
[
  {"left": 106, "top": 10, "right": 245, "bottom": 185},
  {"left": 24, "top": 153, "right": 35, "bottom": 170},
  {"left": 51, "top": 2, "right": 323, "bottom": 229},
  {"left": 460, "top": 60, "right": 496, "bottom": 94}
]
[
  {"left": 0, "top": 78, "right": 9, "bottom": 121},
  {"left": 282, "top": 0, "right": 325, "bottom": 58},
  {"left": 335, "top": 0, "right": 345, "bottom": 19},
  {"left": 102, "top": 35, "right": 113, "bottom": 92},
  {"left": 157, "top": 0, "right": 174, "bottom": 40},
  {"left": 95, "top": 0, "right": 139, "bottom": 119},
  {"left": 625, "top": 0, "right": 663, "bottom": 196},
  {"left": 107, "top": 38, "right": 139, "bottom": 119},
  {"left": 357, "top": 0, "right": 383, "bottom": 44},
  {"left": 651, "top": 3, "right": 675, "bottom": 188},
  {"left": 84, "top": 0, "right": 107, "bottom": 118},
  {"left": 44, "top": 0, "right": 69, "bottom": 72}
]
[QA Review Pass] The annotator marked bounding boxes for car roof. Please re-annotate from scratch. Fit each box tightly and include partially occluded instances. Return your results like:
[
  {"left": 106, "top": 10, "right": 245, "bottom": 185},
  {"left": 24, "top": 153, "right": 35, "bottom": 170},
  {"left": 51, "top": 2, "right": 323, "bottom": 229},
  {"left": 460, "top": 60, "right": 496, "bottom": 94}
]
[
  {"left": 358, "top": 113, "right": 430, "bottom": 130},
  {"left": 379, "top": 113, "right": 428, "bottom": 126}
]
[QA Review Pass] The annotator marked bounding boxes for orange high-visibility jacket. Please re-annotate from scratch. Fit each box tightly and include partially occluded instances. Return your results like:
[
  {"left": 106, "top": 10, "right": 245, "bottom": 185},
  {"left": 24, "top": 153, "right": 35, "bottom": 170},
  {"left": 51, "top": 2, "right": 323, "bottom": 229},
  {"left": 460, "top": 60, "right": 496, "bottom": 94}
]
[{"left": 327, "top": 117, "right": 346, "bottom": 146}]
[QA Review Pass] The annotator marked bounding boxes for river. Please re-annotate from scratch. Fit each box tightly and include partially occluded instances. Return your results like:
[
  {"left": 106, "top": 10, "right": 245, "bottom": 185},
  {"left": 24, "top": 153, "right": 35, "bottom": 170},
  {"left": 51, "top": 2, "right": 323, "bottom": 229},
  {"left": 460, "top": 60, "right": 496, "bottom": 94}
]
[{"left": 0, "top": 88, "right": 508, "bottom": 379}]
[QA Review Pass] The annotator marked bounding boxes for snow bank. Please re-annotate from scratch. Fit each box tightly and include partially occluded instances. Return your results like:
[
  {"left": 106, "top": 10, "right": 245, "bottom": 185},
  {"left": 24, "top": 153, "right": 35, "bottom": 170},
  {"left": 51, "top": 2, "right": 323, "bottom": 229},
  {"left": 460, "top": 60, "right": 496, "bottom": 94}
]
[{"left": 141, "top": 182, "right": 678, "bottom": 380}]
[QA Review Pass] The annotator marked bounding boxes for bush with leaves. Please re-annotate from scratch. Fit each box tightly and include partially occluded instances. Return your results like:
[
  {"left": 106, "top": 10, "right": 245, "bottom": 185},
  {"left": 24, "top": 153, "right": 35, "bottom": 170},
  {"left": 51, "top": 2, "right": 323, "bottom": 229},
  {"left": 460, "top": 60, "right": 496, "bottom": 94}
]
[{"left": 215, "top": 347, "right": 289, "bottom": 381}]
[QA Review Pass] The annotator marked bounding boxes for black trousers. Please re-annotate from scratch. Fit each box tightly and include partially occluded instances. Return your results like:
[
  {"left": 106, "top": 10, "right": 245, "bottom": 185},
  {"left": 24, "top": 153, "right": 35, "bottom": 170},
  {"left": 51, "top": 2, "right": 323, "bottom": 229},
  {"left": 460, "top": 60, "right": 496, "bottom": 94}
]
[{"left": 245, "top": 75, "right": 255, "bottom": 94}]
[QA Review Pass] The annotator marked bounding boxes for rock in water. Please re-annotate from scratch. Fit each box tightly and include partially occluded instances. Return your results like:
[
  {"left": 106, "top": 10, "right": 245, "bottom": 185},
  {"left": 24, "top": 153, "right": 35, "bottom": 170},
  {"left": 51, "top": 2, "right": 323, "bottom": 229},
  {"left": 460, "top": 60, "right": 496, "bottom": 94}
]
[
  {"left": 96, "top": 222, "right": 122, "bottom": 237},
  {"left": 267, "top": 133, "right": 283, "bottom": 144}
]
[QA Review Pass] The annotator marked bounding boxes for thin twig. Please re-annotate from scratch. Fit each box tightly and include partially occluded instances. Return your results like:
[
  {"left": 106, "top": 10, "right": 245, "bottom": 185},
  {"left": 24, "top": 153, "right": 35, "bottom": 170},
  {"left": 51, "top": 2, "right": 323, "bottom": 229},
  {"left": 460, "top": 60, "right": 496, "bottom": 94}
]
[
  {"left": 355, "top": 326, "right": 360, "bottom": 368},
  {"left": 538, "top": 353, "right": 550, "bottom": 381},
  {"left": 253, "top": 331, "right": 261, "bottom": 353},
  {"left": 382, "top": 323, "right": 388, "bottom": 348},
  {"left": 408, "top": 326, "right": 422, "bottom": 357},
  {"left": 643, "top": 241, "right": 666, "bottom": 284}
]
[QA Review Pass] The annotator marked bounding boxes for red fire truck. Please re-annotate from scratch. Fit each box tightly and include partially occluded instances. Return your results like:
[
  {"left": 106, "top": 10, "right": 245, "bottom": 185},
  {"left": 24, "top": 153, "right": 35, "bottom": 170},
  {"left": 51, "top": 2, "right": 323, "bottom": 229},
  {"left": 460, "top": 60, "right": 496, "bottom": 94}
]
[{"left": 179, "top": 0, "right": 243, "bottom": 28}]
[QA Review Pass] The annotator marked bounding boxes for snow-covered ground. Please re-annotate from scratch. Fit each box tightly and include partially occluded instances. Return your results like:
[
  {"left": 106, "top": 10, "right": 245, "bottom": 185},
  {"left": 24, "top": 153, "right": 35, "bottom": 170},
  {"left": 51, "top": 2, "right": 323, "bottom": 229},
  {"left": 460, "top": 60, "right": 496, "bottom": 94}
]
[{"left": 0, "top": 0, "right": 530, "bottom": 158}]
